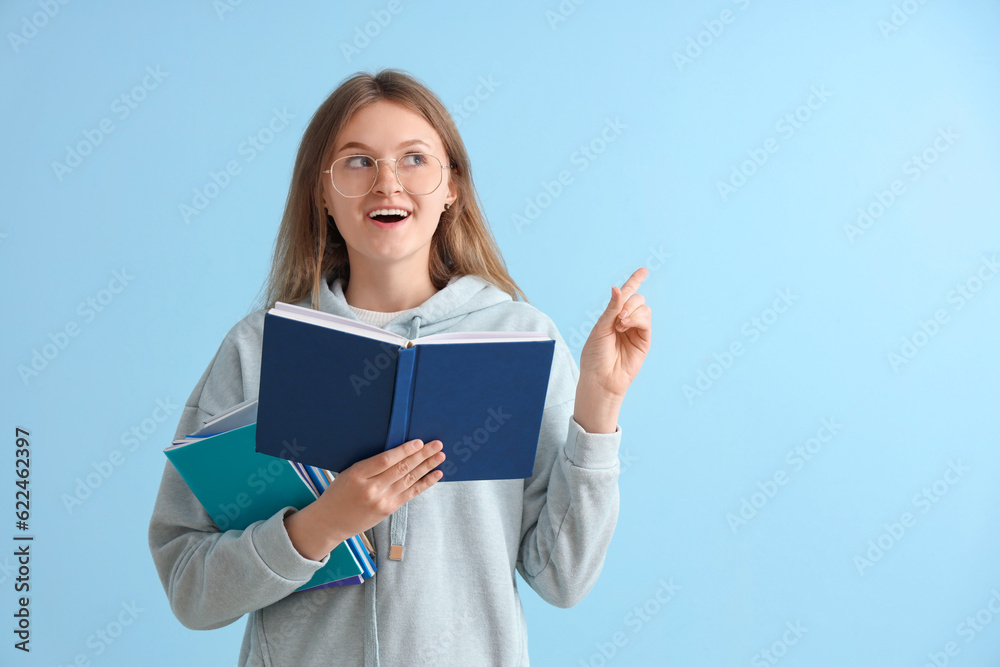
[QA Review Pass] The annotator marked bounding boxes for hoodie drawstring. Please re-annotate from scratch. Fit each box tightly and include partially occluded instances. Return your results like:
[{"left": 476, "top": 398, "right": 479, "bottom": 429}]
[
  {"left": 363, "top": 574, "right": 379, "bottom": 667},
  {"left": 364, "top": 315, "right": 422, "bottom": 667}
]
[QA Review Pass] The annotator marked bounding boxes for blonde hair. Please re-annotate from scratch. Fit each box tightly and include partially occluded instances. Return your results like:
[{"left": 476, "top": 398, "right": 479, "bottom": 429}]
[{"left": 257, "top": 69, "right": 527, "bottom": 311}]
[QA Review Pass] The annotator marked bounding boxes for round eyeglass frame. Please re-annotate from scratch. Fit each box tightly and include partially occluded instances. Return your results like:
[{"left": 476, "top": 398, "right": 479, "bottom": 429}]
[{"left": 322, "top": 153, "right": 455, "bottom": 198}]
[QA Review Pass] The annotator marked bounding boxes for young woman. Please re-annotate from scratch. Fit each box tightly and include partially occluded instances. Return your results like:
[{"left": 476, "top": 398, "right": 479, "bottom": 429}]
[{"left": 149, "top": 69, "right": 651, "bottom": 666}]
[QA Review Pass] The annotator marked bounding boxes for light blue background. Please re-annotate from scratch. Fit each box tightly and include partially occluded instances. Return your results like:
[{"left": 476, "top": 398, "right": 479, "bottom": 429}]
[{"left": 2, "top": 1, "right": 999, "bottom": 665}]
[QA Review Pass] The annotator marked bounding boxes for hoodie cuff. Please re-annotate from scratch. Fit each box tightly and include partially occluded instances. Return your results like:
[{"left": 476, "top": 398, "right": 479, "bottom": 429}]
[
  {"left": 564, "top": 415, "right": 622, "bottom": 469},
  {"left": 251, "top": 507, "right": 329, "bottom": 582}
]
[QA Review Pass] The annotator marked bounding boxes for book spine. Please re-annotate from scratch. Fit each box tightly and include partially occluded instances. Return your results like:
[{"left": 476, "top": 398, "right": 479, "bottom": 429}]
[
  {"left": 302, "top": 464, "right": 326, "bottom": 495},
  {"left": 348, "top": 535, "right": 377, "bottom": 578},
  {"left": 384, "top": 346, "right": 417, "bottom": 450},
  {"left": 290, "top": 462, "right": 317, "bottom": 497}
]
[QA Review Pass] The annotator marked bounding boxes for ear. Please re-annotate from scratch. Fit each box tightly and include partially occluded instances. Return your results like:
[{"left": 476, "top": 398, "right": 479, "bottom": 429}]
[{"left": 445, "top": 173, "right": 458, "bottom": 208}]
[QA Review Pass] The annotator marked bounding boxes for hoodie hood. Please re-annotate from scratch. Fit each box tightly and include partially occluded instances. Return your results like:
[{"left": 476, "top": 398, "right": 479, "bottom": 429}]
[{"left": 312, "top": 273, "right": 514, "bottom": 340}]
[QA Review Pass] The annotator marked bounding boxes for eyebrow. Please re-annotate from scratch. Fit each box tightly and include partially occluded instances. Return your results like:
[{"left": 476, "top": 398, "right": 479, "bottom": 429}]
[{"left": 335, "top": 139, "right": 432, "bottom": 154}]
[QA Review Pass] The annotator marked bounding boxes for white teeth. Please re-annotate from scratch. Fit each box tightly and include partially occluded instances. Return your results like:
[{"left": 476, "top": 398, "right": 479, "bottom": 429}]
[{"left": 368, "top": 208, "right": 410, "bottom": 218}]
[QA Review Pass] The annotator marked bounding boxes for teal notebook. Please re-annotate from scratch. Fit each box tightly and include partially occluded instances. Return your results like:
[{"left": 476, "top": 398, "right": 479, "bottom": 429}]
[{"left": 164, "top": 422, "right": 365, "bottom": 591}]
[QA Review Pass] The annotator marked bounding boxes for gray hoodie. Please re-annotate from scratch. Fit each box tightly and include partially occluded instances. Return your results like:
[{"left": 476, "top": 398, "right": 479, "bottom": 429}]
[{"left": 148, "top": 273, "right": 622, "bottom": 666}]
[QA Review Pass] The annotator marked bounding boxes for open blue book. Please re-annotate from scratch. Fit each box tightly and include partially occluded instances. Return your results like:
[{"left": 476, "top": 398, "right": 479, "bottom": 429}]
[
  {"left": 255, "top": 302, "right": 556, "bottom": 482},
  {"left": 163, "top": 399, "right": 375, "bottom": 592}
]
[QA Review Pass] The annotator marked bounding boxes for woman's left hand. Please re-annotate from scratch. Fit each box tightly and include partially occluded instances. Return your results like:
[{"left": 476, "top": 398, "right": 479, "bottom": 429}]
[{"left": 578, "top": 267, "right": 652, "bottom": 400}]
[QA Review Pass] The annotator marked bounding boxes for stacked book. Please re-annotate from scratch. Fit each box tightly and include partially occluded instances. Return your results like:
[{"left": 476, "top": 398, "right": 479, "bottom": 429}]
[{"left": 164, "top": 399, "right": 376, "bottom": 591}]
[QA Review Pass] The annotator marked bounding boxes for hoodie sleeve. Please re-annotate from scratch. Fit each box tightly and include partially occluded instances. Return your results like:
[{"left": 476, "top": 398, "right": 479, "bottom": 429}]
[
  {"left": 516, "top": 333, "right": 622, "bottom": 608},
  {"left": 147, "top": 320, "right": 328, "bottom": 630}
]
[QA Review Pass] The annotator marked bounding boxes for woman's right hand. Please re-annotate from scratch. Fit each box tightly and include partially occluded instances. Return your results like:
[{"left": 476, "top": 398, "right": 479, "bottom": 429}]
[{"left": 284, "top": 438, "right": 445, "bottom": 561}]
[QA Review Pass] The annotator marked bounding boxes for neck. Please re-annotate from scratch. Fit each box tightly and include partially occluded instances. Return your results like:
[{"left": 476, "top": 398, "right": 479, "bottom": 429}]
[{"left": 344, "top": 255, "right": 438, "bottom": 312}]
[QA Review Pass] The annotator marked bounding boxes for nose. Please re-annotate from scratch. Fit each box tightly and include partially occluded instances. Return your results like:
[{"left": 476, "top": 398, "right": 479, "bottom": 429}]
[{"left": 371, "top": 158, "right": 401, "bottom": 195}]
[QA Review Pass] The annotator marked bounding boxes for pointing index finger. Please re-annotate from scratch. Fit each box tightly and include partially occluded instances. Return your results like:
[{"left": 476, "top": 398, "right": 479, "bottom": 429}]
[{"left": 619, "top": 267, "right": 649, "bottom": 302}]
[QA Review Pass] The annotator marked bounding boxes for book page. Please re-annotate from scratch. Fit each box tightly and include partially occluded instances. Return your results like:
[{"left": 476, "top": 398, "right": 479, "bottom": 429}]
[
  {"left": 416, "top": 331, "right": 552, "bottom": 345},
  {"left": 272, "top": 302, "right": 551, "bottom": 345},
  {"left": 271, "top": 302, "right": 407, "bottom": 346},
  {"left": 193, "top": 398, "right": 258, "bottom": 435}
]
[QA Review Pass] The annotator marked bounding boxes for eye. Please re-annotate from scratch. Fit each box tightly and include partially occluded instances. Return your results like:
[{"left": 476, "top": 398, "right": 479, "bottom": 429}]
[
  {"left": 343, "top": 155, "right": 374, "bottom": 169},
  {"left": 398, "top": 153, "right": 428, "bottom": 168}
]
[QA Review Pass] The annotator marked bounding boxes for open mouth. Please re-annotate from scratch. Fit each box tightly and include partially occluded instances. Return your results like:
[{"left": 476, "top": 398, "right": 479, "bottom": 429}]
[{"left": 368, "top": 208, "right": 411, "bottom": 223}]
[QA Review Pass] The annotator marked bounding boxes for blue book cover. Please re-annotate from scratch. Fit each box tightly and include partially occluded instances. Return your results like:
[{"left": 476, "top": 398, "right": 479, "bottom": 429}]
[
  {"left": 255, "top": 303, "right": 556, "bottom": 482},
  {"left": 164, "top": 422, "right": 370, "bottom": 591}
]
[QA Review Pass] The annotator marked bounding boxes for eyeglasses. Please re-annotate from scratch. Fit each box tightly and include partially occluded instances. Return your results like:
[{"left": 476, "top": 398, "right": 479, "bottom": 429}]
[{"left": 322, "top": 153, "right": 454, "bottom": 198}]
